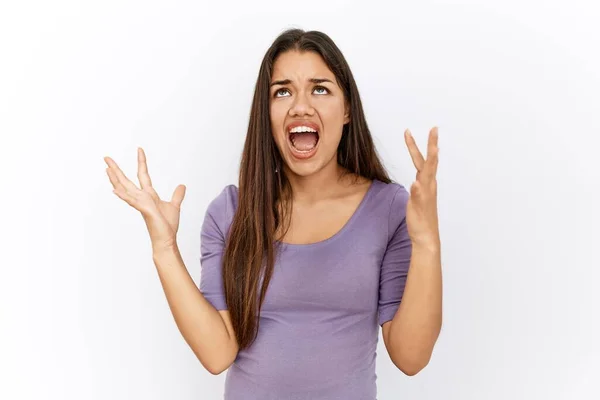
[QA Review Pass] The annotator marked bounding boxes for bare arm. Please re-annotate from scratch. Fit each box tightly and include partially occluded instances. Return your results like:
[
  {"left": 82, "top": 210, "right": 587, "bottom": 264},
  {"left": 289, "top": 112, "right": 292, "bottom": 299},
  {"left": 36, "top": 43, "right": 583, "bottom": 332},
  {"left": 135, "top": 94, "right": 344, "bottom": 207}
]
[
  {"left": 103, "top": 148, "right": 237, "bottom": 375},
  {"left": 382, "top": 127, "right": 442, "bottom": 375},
  {"left": 153, "top": 245, "right": 238, "bottom": 375},
  {"left": 382, "top": 243, "right": 442, "bottom": 375}
]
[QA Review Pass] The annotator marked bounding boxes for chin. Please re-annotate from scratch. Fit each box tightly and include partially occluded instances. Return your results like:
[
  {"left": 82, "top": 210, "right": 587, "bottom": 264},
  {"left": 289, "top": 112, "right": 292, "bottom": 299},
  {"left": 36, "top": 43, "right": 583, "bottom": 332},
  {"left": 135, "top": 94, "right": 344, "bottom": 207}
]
[
  {"left": 286, "top": 161, "right": 323, "bottom": 177},
  {"left": 282, "top": 150, "right": 339, "bottom": 179}
]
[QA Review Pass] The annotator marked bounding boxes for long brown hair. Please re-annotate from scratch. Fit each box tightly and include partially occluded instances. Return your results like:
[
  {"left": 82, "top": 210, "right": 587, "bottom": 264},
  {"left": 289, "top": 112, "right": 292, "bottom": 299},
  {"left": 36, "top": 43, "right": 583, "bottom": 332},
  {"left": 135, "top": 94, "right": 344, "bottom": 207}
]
[{"left": 222, "top": 28, "right": 391, "bottom": 350}]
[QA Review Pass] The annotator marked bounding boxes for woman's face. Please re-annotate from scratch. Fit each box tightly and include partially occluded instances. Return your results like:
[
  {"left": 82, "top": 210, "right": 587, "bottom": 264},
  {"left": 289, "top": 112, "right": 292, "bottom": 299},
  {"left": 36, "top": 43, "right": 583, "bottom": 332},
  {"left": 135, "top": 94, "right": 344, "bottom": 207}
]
[{"left": 269, "top": 50, "right": 349, "bottom": 178}]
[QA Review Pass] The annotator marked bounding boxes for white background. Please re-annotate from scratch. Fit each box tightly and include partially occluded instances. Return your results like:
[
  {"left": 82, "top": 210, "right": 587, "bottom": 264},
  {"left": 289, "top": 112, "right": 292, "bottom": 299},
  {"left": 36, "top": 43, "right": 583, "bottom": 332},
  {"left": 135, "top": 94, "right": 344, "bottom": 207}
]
[{"left": 1, "top": 0, "right": 599, "bottom": 399}]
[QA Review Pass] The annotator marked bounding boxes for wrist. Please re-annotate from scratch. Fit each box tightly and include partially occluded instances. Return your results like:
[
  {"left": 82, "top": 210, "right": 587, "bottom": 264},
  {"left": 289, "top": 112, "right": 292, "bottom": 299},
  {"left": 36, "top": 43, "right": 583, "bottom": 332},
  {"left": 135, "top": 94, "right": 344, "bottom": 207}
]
[
  {"left": 411, "top": 238, "right": 440, "bottom": 253},
  {"left": 152, "top": 242, "right": 179, "bottom": 260}
]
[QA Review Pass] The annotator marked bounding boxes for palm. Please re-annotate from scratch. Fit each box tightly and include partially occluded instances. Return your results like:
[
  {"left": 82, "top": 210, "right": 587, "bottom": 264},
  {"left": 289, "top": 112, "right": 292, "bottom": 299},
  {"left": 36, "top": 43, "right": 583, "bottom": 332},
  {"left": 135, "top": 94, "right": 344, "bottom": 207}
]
[
  {"left": 104, "top": 147, "right": 186, "bottom": 249},
  {"left": 157, "top": 198, "right": 181, "bottom": 234}
]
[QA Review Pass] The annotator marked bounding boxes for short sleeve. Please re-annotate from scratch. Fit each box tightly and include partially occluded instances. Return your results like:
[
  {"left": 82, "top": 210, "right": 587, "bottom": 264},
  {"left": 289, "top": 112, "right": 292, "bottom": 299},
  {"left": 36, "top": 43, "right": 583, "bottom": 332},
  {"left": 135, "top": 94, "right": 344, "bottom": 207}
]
[
  {"left": 199, "top": 185, "right": 237, "bottom": 311},
  {"left": 378, "top": 186, "right": 412, "bottom": 326}
]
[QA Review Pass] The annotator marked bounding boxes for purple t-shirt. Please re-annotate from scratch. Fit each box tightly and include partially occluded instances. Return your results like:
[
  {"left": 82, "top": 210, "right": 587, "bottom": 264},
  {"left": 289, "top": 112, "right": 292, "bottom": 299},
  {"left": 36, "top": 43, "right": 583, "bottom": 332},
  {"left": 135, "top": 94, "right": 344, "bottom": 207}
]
[{"left": 199, "top": 179, "right": 412, "bottom": 400}]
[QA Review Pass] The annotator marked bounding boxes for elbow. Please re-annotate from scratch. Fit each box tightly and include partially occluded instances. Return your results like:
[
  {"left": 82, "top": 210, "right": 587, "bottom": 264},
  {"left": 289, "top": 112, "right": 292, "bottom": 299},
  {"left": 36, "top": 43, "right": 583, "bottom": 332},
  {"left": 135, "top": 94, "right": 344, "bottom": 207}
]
[
  {"left": 398, "top": 361, "right": 427, "bottom": 376},
  {"left": 202, "top": 358, "right": 231, "bottom": 376},
  {"left": 392, "top": 352, "right": 431, "bottom": 376},
  {"left": 193, "top": 338, "right": 238, "bottom": 376},
  {"left": 197, "top": 352, "right": 235, "bottom": 376},
  {"left": 199, "top": 359, "right": 221, "bottom": 375},
  {"left": 206, "top": 364, "right": 226, "bottom": 376},
  {"left": 389, "top": 331, "right": 440, "bottom": 376}
]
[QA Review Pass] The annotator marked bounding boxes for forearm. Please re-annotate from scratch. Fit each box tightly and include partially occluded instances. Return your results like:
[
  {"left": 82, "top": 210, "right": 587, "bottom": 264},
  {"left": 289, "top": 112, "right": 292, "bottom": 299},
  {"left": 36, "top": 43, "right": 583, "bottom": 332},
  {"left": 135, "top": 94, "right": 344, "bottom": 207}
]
[
  {"left": 389, "top": 243, "right": 443, "bottom": 371},
  {"left": 152, "top": 245, "right": 235, "bottom": 374}
]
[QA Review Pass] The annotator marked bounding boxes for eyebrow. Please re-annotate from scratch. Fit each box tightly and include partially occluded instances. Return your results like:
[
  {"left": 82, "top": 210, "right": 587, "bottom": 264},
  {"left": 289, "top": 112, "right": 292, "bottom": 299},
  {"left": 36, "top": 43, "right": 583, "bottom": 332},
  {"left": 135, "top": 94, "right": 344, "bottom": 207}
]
[{"left": 270, "top": 78, "right": 334, "bottom": 87}]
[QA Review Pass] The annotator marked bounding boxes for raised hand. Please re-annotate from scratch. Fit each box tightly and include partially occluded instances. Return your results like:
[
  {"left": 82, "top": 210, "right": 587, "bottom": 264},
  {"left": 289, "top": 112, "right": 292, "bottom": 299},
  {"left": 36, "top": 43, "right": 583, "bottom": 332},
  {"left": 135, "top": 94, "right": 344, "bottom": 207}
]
[
  {"left": 404, "top": 127, "right": 440, "bottom": 249},
  {"left": 104, "top": 147, "right": 186, "bottom": 253}
]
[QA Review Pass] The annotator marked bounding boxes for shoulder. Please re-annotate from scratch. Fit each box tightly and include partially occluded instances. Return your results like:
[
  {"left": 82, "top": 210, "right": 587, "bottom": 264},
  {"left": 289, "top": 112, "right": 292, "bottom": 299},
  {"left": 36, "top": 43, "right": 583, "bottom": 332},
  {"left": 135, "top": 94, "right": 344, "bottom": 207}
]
[
  {"left": 371, "top": 180, "right": 409, "bottom": 212},
  {"left": 370, "top": 180, "right": 410, "bottom": 237},
  {"left": 202, "top": 184, "right": 239, "bottom": 236},
  {"left": 206, "top": 184, "right": 239, "bottom": 215}
]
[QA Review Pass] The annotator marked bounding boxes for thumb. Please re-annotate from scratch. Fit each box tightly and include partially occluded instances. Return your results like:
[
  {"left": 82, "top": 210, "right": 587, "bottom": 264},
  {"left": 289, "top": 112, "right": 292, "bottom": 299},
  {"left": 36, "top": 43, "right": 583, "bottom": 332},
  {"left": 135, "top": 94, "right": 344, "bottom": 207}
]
[
  {"left": 171, "top": 184, "right": 186, "bottom": 208},
  {"left": 410, "top": 181, "right": 422, "bottom": 199}
]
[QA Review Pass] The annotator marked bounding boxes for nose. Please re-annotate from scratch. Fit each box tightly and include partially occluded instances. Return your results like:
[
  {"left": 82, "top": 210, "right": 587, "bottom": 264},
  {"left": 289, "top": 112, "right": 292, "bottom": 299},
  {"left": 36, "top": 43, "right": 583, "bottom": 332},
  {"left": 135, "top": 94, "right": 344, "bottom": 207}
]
[{"left": 288, "top": 90, "right": 314, "bottom": 117}]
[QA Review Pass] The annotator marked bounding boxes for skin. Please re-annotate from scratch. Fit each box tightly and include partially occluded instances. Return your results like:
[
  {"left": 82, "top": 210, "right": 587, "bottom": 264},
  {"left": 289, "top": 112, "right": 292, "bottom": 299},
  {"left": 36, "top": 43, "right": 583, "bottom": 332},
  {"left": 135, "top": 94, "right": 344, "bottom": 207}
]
[
  {"left": 104, "top": 149, "right": 238, "bottom": 375},
  {"left": 269, "top": 50, "right": 372, "bottom": 244},
  {"left": 269, "top": 50, "right": 355, "bottom": 201},
  {"left": 382, "top": 127, "right": 442, "bottom": 376}
]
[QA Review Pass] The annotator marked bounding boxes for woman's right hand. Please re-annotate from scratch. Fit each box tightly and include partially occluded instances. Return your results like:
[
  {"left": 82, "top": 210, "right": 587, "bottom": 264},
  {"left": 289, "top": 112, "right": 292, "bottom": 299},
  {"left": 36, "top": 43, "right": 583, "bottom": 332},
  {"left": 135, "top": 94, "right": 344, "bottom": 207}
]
[{"left": 104, "top": 147, "right": 186, "bottom": 253}]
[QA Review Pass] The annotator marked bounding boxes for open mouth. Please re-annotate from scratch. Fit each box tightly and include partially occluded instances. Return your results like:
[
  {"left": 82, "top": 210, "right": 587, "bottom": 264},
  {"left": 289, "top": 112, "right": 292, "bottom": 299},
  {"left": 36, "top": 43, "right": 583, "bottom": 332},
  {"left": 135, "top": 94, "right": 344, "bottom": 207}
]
[{"left": 288, "top": 126, "right": 319, "bottom": 157}]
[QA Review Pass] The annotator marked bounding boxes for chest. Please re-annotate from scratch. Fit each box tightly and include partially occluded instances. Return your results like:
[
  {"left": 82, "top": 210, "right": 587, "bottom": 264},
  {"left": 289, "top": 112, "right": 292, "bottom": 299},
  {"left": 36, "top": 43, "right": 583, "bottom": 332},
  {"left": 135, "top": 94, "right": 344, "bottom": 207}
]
[
  {"left": 260, "top": 238, "right": 387, "bottom": 316},
  {"left": 278, "top": 198, "right": 363, "bottom": 245}
]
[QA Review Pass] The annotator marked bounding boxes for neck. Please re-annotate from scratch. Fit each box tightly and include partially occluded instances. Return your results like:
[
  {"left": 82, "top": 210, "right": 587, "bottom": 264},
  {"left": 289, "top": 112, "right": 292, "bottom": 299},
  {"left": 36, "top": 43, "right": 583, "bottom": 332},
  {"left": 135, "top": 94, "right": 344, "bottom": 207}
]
[{"left": 284, "top": 160, "right": 347, "bottom": 204}]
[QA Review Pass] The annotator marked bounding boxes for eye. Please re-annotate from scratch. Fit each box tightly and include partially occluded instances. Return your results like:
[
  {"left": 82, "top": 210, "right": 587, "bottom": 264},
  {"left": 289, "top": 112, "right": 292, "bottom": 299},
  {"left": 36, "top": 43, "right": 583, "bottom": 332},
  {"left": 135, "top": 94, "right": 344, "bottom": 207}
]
[
  {"left": 274, "top": 88, "right": 290, "bottom": 98},
  {"left": 273, "top": 86, "right": 330, "bottom": 98},
  {"left": 313, "top": 86, "right": 329, "bottom": 95}
]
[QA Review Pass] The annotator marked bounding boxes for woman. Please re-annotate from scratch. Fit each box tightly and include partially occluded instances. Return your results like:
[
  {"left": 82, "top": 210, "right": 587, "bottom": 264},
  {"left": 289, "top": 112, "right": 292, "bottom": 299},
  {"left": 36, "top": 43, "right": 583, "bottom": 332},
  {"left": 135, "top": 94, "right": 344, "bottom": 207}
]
[{"left": 104, "top": 28, "right": 442, "bottom": 400}]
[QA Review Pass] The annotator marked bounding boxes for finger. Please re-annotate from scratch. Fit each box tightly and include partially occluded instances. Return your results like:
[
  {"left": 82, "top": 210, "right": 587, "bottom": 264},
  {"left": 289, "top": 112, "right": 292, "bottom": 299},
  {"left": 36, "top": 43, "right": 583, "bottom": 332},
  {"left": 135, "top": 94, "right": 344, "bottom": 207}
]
[
  {"left": 404, "top": 129, "right": 425, "bottom": 171},
  {"left": 426, "top": 127, "right": 439, "bottom": 159},
  {"left": 112, "top": 186, "right": 137, "bottom": 206},
  {"left": 410, "top": 180, "right": 421, "bottom": 196},
  {"left": 171, "top": 185, "right": 186, "bottom": 209},
  {"left": 425, "top": 127, "right": 439, "bottom": 178},
  {"left": 108, "top": 167, "right": 141, "bottom": 207},
  {"left": 137, "top": 147, "right": 154, "bottom": 190},
  {"left": 104, "top": 156, "right": 140, "bottom": 192},
  {"left": 106, "top": 167, "right": 128, "bottom": 193}
]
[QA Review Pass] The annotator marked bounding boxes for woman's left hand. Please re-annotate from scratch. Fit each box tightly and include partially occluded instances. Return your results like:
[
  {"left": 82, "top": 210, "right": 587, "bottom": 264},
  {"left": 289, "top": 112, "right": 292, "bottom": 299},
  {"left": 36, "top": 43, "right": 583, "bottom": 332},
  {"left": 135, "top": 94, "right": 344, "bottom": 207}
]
[{"left": 404, "top": 126, "right": 440, "bottom": 249}]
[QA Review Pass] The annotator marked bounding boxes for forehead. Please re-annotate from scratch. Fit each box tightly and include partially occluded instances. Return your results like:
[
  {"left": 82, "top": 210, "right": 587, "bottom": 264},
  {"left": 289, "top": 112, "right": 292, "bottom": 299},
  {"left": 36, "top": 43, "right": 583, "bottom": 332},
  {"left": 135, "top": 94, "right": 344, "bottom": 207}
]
[{"left": 271, "top": 50, "right": 335, "bottom": 80}]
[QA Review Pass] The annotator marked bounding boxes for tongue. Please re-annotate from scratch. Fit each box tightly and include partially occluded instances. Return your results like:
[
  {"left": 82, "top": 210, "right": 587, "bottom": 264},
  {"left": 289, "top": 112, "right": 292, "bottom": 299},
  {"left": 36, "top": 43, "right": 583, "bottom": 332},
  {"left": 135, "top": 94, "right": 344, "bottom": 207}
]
[{"left": 291, "top": 132, "right": 318, "bottom": 151}]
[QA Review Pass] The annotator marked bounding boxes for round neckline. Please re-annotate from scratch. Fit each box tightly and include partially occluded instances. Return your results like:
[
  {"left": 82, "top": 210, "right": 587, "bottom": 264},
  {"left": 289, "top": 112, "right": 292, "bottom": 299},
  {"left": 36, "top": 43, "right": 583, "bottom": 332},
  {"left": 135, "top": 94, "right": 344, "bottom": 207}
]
[{"left": 275, "top": 179, "right": 380, "bottom": 249}]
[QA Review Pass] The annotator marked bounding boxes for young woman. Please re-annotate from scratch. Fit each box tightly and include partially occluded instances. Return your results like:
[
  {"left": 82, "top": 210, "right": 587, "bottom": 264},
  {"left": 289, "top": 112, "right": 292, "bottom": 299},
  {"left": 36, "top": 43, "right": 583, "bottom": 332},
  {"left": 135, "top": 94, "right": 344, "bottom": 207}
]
[{"left": 104, "top": 28, "right": 442, "bottom": 400}]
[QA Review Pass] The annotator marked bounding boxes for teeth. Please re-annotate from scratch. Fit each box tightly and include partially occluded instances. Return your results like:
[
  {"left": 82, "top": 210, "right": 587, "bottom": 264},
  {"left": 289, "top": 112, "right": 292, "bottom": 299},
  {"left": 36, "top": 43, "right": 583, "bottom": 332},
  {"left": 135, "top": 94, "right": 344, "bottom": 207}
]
[{"left": 289, "top": 126, "right": 317, "bottom": 133}]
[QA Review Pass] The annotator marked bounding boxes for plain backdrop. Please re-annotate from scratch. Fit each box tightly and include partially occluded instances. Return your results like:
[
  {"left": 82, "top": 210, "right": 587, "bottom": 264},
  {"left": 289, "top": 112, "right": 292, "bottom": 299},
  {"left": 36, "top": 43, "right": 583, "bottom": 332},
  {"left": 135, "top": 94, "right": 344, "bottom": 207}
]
[{"left": 1, "top": 0, "right": 599, "bottom": 399}]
